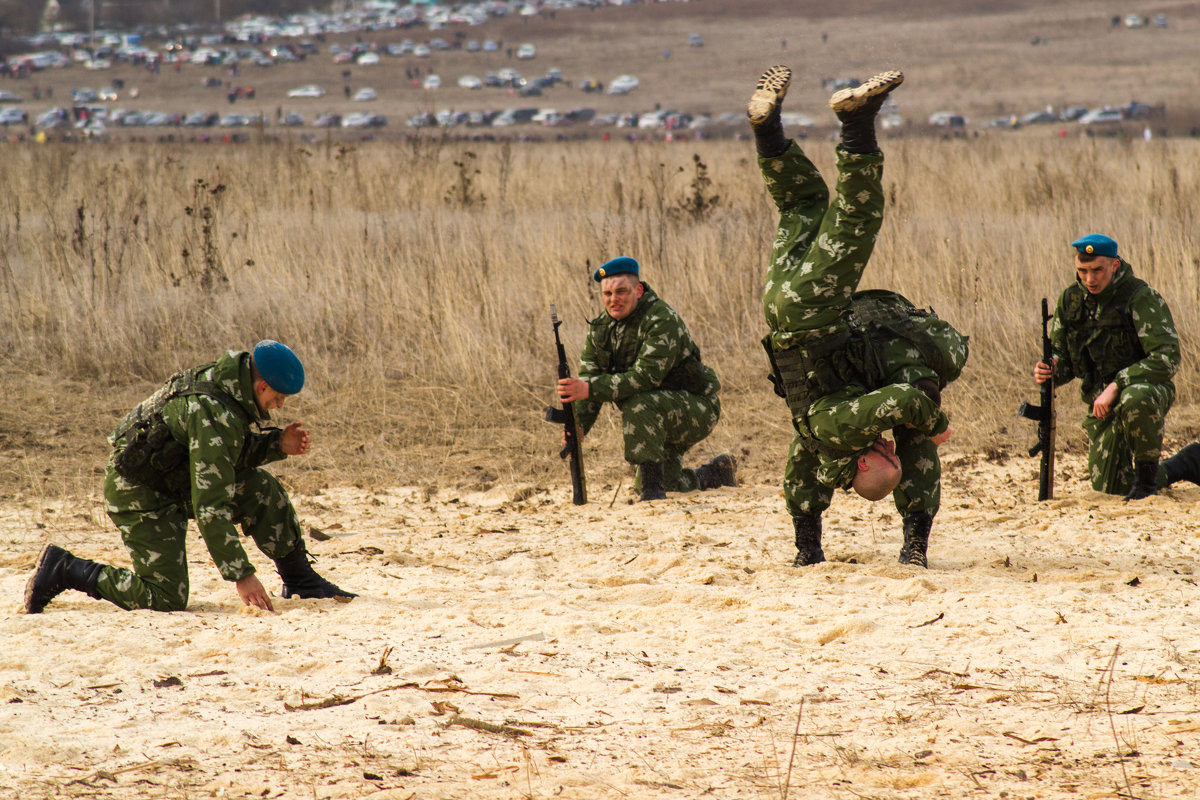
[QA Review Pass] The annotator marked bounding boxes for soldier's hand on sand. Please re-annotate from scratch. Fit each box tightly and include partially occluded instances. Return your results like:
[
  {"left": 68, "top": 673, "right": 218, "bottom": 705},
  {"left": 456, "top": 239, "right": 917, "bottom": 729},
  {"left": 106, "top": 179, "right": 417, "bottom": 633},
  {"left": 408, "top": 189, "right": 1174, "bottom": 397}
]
[{"left": 236, "top": 574, "right": 275, "bottom": 612}]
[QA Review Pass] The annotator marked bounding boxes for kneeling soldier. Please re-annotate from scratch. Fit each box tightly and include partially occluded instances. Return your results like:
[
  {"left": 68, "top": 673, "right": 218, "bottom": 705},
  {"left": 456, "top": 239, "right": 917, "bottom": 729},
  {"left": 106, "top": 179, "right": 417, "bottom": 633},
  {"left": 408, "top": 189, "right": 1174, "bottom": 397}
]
[
  {"left": 1033, "top": 234, "right": 1180, "bottom": 500},
  {"left": 556, "top": 257, "right": 735, "bottom": 501}
]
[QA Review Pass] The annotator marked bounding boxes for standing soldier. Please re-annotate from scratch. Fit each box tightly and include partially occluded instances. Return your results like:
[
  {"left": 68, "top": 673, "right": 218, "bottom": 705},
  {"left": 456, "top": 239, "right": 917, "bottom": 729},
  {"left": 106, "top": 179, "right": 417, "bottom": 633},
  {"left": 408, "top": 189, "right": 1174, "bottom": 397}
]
[
  {"left": 749, "top": 65, "right": 967, "bottom": 568},
  {"left": 24, "top": 340, "right": 356, "bottom": 614},
  {"left": 1033, "top": 234, "right": 1180, "bottom": 499},
  {"left": 556, "top": 257, "right": 736, "bottom": 501}
]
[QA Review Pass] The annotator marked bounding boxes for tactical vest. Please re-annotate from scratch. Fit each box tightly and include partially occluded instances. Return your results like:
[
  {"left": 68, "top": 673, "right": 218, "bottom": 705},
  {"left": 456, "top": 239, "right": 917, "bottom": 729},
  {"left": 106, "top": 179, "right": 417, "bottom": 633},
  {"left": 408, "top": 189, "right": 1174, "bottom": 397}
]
[
  {"left": 764, "top": 291, "right": 956, "bottom": 443},
  {"left": 591, "top": 293, "right": 712, "bottom": 396},
  {"left": 1060, "top": 276, "right": 1147, "bottom": 398},
  {"left": 110, "top": 365, "right": 252, "bottom": 498}
]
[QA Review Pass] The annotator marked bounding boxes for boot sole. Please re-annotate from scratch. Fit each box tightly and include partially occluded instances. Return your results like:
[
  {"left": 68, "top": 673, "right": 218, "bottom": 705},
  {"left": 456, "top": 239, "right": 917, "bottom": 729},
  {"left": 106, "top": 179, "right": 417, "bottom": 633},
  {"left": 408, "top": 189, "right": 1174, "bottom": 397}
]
[
  {"left": 747, "top": 65, "right": 792, "bottom": 126},
  {"left": 23, "top": 544, "right": 59, "bottom": 614},
  {"left": 829, "top": 70, "right": 903, "bottom": 113}
]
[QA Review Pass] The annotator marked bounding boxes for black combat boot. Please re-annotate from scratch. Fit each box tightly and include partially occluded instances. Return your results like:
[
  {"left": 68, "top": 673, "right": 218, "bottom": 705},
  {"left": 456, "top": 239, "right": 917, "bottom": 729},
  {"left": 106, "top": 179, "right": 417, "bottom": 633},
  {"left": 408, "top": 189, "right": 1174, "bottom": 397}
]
[
  {"left": 639, "top": 461, "right": 667, "bottom": 501},
  {"left": 829, "top": 70, "right": 904, "bottom": 154},
  {"left": 697, "top": 454, "right": 738, "bottom": 490},
  {"left": 747, "top": 65, "right": 792, "bottom": 158},
  {"left": 274, "top": 538, "right": 357, "bottom": 600},
  {"left": 792, "top": 514, "right": 825, "bottom": 567},
  {"left": 898, "top": 511, "right": 933, "bottom": 568},
  {"left": 1162, "top": 443, "right": 1200, "bottom": 486},
  {"left": 24, "top": 544, "right": 105, "bottom": 614},
  {"left": 1124, "top": 460, "right": 1160, "bottom": 501}
]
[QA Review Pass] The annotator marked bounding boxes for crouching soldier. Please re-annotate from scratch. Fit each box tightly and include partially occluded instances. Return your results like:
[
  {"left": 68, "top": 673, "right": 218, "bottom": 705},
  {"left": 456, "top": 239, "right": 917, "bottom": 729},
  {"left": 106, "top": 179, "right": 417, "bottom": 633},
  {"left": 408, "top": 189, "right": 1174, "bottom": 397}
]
[
  {"left": 24, "top": 340, "right": 356, "bottom": 614},
  {"left": 556, "top": 256, "right": 736, "bottom": 501},
  {"left": 1033, "top": 234, "right": 1180, "bottom": 500}
]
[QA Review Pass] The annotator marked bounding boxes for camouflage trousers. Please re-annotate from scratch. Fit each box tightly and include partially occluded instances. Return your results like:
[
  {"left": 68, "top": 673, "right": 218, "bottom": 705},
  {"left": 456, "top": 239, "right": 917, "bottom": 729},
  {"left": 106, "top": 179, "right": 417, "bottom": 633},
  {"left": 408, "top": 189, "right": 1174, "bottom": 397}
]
[
  {"left": 760, "top": 142, "right": 886, "bottom": 350},
  {"left": 1081, "top": 381, "right": 1174, "bottom": 494},
  {"left": 619, "top": 390, "right": 721, "bottom": 493},
  {"left": 761, "top": 142, "right": 902, "bottom": 515},
  {"left": 785, "top": 423, "right": 941, "bottom": 518},
  {"left": 98, "top": 465, "right": 303, "bottom": 611}
]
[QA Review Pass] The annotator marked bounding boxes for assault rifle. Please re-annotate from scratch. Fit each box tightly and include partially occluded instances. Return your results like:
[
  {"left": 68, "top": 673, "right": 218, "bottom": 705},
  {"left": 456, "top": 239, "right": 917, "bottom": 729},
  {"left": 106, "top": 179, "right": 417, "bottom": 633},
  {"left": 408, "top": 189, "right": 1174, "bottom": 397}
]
[
  {"left": 544, "top": 305, "right": 587, "bottom": 505},
  {"left": 1018, "top": 297, "right": 1056, "bottom": 500}
]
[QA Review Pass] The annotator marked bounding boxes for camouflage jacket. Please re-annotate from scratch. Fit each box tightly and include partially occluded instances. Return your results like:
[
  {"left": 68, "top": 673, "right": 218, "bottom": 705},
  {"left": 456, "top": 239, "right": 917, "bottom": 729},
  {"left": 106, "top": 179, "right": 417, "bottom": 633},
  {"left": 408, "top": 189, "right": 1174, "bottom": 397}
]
[
  {"left": 1049, "top": 260, "right": 1179, "bottom": 403},
  {"left": 807, "top": 382, "right": 950, "bottom": 489},
  {"left": 109, "top": 350, "right": 286, "bottom": 582},
  {"left": 576, "top": 283, "right": 720, "bottom": 434}
]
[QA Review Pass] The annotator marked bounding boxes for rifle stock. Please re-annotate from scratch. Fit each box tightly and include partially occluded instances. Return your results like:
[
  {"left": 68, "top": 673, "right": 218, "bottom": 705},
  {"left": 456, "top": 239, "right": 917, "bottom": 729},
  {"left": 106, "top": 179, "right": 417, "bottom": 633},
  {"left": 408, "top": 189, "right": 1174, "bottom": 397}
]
[
  {"left": 1018, "top": 297, "right": 1056, "bottom": 500},
  {"left": 544, "top": 304, "right": 587, "bottom": 505}
]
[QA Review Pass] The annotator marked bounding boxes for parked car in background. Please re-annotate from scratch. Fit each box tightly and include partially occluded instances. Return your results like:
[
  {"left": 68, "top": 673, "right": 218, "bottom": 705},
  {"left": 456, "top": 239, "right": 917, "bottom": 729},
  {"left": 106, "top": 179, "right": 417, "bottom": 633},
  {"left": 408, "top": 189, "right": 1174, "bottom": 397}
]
[
  {"left": 342, "top": 112, "right": 386, "bottom": 128},
  {"left": 352, "top": 87, "right": 377, "bottom": 101},
  {"left": 313, "top": 112, "right": 341, "bottom": 127},
  {"left": 1079, "top": 107, "right": 1123, "bottom": 124},
  {"left": 287, "top": 84, "right": 324, "bottom": 98},
  {"left": 35, "top": 108, "right": 70, "bottom": 129},
  {"left": 688, "top": 33, "right": 704, "bottom": 47},
  {"left": 458, "top": 75, "right": 483, "bottom": 90},
  {"left": 607, "top": 74, "right": 639, "bottom": 95},
  {"left": 928, "top": 111, "right": 967, "bottom": 127},
  {"left": 780, "top": 112, "right": 815, "bottom": 128},
  {"left": 1020, "top": 110, "right": 1056, "bottom": 125},
  {"left": 516, "top": 43, "right": 536, "bottom": 59},
  {"left": 1058, "top": 105, "right": 1088, "bottom": 121},
  {"left": 0, "top": 107, "right": 28, "bottom": 125},
  {"left": 182, "top": 110, "right": 219, "bottom": 127},
  {"left": 422, "top": 74, "right": 441, "bottom": 90},
  {"left": 492, "top": 107, "right": 538, "bottom": 126},
  {"left": 356, "top": 51, "right": 380, "bottom": 65},
  {"left": 0, "top": 90, "right": 23, "bottom": 102}
]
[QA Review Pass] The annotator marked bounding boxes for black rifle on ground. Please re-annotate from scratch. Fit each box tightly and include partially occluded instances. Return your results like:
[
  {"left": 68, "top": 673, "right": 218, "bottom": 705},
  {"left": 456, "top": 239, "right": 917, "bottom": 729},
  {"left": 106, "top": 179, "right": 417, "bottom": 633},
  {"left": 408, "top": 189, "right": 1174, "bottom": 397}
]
[
  {"left": 544, "top": 305, "right": 587, "bottom": 505},
  {"left": 1019, "top": 297, "right": 1056, "bottom": 500}
]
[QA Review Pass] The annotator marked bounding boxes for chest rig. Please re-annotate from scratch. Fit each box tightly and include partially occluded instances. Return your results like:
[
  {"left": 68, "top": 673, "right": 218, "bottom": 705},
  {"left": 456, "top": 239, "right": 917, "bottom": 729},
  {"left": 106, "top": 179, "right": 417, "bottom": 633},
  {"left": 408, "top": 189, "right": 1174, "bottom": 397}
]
[{"left": 110, "top": 365, "right": 252, "bottom": 498}]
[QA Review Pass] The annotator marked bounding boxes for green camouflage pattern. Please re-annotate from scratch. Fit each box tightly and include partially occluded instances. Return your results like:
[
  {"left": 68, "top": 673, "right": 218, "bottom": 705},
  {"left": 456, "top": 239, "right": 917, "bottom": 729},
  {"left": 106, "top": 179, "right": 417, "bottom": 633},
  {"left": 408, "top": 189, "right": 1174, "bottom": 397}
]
[
  {"left": 1050, "top": 262, "right": 1179, "bottom": 495},
  {"left": 577, "top": 284, "right": 722, "bottom": 492},
  {"left": 99, "top": 465, "right": 302, "bottom": 611},
  {"left": 1050, "top": 262, "right": 1179, "bottom": 402},
  {"left": 97, "top": 350, "right": 303, "bottom": 610},
  {"left": 1083, "top": 382, "right": 1174, "bottom": 494},
  {"left": 761, "top": 143, "right": 886, "bottom": 350},
  {"left": 760, "top": 141, "right": 960, "bottom": 515},
  {"left": 808, "top": 381, "right": 949, "bottom": 490},
  {"left": 621, "top": 390, "right": 721, "bottom": 493}
]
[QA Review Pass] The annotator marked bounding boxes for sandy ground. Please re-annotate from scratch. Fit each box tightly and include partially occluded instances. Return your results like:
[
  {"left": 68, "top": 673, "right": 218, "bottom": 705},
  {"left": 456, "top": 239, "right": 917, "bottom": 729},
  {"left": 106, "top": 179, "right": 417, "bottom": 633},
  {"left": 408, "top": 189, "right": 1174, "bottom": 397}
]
[{"left": 2, "top": 452, "right": 1200, "bottom": 800}]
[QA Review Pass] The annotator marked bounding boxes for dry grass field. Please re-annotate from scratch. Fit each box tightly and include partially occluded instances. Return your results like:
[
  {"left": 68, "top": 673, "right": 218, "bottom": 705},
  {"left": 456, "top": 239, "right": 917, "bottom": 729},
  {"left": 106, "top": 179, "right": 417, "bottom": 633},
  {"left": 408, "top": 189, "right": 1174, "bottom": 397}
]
[{"left": 4, "top": 2, "right": 1200, "bottom": 799}]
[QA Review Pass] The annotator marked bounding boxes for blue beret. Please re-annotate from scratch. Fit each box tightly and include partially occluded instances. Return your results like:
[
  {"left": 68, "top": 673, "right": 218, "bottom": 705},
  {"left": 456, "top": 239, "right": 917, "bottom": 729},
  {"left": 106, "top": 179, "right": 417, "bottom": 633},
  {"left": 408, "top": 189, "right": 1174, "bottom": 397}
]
[
  {"left": 593, "top": 256, "right": 639, "bottom": 282},
  {"left": 252, "top": 340, "right": 305, "bottom": 395},
  {"left": 1070, "top": 234, "right": 1118, "bottom": 258}
]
